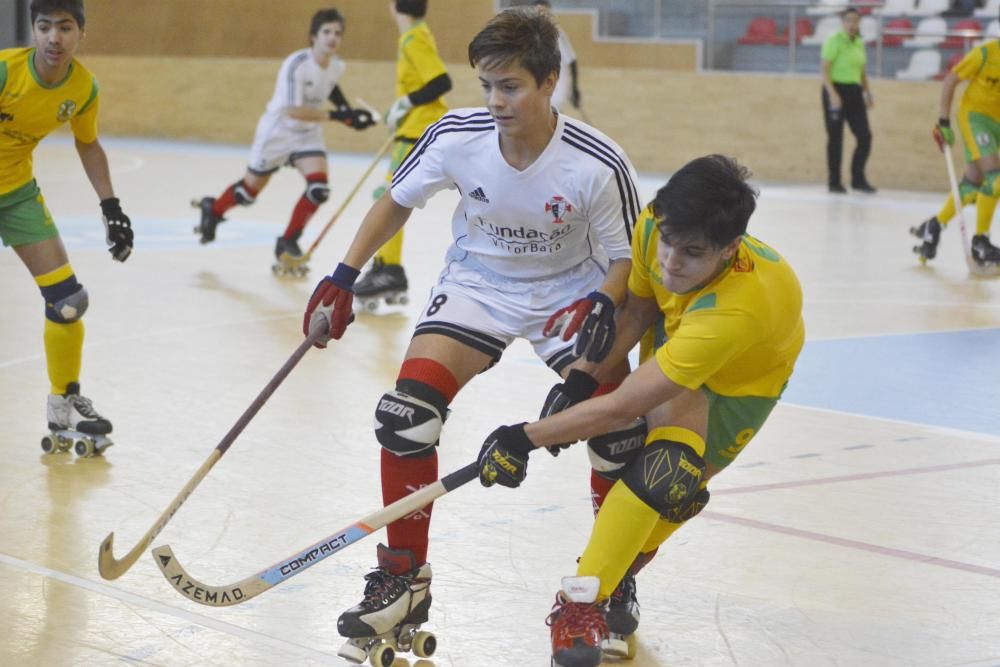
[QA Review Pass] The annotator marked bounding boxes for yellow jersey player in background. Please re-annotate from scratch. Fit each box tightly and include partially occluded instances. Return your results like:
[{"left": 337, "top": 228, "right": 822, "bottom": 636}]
[
  {"left": 477, "top": 155, "right": 804, "bottom": 667},
  {"left": 353, "top": 0, "right": 451, "bottom": 312},
  {"left": 1, "top": 0, "right": 134, "bottom": 457},
  {"left": 915, "top": 22, "right": 1000, "bottom": 269}
]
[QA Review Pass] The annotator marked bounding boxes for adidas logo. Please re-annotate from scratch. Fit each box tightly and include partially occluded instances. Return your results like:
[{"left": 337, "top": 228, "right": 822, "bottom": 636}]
[{"left": 469, "top": 187, "right": 489, "bottom": 203}]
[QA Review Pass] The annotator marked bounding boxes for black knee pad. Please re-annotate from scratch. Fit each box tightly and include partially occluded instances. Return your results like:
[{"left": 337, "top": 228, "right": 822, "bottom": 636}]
[
  {"left": 233, "top": 180, "right": 256, "bottom": 205},
  {"left": 305, "top": 180, "right": 330, "bottom": 205},
  {"left": 587, "top": 418, "right": 646, "bottom": 482},
  {"left": 621, "top": 438, "right": 706, "bottom": 521},
  {"left": 40, "top": 276, "right": 88, "bottom": 323},
  {"left": 375, "top": 379, "right": 449, "bottom": 457}
]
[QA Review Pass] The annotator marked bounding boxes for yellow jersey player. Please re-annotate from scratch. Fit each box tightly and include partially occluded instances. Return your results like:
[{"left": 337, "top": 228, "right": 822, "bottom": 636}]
[
  {"left": 920, "top": 25, "right": 1000, "bottom": 268},
  {"left": 1, "top": 0, "right": 134, "bottom": 457},
  {"left": 477, "top": 155, "right": 805, "bottom": 667},
  {"left": 353, "top": 0, "right": 451, "bottom": 311}
]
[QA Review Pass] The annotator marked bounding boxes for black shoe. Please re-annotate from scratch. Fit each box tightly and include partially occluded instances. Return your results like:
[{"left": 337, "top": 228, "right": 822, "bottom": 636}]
[
  {"left": 852, "top": 181, "right": 877, "bottom": 194},
  {"left": 274, "top": 235, "right": 303, "bottom": 260},
  {"left": 197, "top": 197, "right": 224, "bottom": 244},
  {"left": 828, "top": 184, "right": 847, "bottom": 194}
]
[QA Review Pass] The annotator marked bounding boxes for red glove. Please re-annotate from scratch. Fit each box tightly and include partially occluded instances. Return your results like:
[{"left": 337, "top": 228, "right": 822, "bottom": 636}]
[
  {"left": 543, "top": 291, "right": 616, "bottom": 363},
  {"left": 303, "top": 263, "right": 359, "bottom": 347}
]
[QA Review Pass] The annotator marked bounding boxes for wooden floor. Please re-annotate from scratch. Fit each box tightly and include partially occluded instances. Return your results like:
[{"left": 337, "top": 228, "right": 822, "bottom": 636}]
[{"left": 2, "top": 137, "right": 999, "bottom": 667}]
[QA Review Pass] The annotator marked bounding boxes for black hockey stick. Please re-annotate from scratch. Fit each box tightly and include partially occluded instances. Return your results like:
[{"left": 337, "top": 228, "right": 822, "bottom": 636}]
[
  {"left": 152, "top": 461, "right": 479, "bottom": 606},
  {"left": 98, "top": 317, "right": 330, "bottom": 580}
]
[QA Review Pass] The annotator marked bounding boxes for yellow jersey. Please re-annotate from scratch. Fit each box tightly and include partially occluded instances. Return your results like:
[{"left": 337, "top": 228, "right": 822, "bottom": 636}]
[
  {"left": 395, "top": 21, "right": 448, "bottom": 141},
  {"left": 0, "top": 48, "right": 100, "bottom": 196},
  {"left": 628, "top": 206, "right": 805, "bottom": 398},
  {"left": 953, "top": 40, "right": 1000, "bottom": 117}
]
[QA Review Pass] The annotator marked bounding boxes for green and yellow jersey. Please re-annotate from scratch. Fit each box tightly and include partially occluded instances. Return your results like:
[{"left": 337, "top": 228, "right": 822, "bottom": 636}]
[
  {"left": 953, "top": 40, "right": 1000, "bottom": 118},
  {"left": 628, "top": 206, "right": 805, "bottom": 399},
  {"left": 0, "top": 47, "right": 100, "bottom": 196},
  {"left": 395, "top": 21, "right": 448, "bottom": 140}
]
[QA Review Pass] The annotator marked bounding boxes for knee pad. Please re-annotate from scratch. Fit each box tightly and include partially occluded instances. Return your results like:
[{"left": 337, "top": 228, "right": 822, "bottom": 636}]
[
  {"left": 587, "top": 418, "right": 646, "bottom": 481},
  {"left": 980, "top": 170, "right": 1000, "bottom": 198},
  {"left": 959, "top": 177, "right": 980, "bottom": 206},
  {"left": 621, "top": 437, "right": 706, "bottom": 522},
  {"left": 40, "top": 276, "right": 88, "bottom": 323},
  {"left": 375, "top": 380, "right": 448, "bottom": 457},
  {"left": 305, "top": 175, "right": 330, "bottom": 205},
  {"left": 233, "top": 180, "right": 256, "bottom": 206}
]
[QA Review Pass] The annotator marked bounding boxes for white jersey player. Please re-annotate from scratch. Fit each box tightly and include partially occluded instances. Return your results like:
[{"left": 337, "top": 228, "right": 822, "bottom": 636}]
[
  {"left": 194, "top": 8, "right": 376, "bottom": 269},
  {"left": 535, "top": 0, "right": 581, "bottom": 111},
  {"left": 302, "top": 8, "right": 638, "bottom": 664}
]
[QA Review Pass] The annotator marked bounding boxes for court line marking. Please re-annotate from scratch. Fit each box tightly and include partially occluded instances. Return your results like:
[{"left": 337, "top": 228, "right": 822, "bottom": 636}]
[
  {"left": 0, "top": 553, "right": 335, "bottom": 660},
  {"left": 704, "top": 511, "right": 1000, "bottom": 580}
]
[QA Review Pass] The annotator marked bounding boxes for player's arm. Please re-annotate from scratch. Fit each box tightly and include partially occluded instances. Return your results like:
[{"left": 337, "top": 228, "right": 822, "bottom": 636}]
[
  {"left": 75, "top": 137, "right": 115, "bottom": 201},
  {"left": 386, "top": 35, "right": 451, "bottom": 131},
  {"left": 326, "top": 85, "right": 377, "bottom": 130},
  {"left": 75, "top": 138, "right": 134, "bottom": 262},
  {"left": 578, "top": 288, "right": 658, "bottom": 381}
]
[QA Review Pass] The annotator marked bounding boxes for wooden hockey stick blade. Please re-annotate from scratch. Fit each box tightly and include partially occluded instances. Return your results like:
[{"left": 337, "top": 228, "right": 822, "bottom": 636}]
[
  {"left": 152, "top": 461, "right": 479, "bottom": 607},
  {"left": 97, "top": 322, "right": 328, "bottom": 580}
]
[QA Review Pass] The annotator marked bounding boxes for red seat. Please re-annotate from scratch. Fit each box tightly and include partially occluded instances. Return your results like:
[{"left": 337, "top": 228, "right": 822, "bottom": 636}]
[
  {"left": 935, "top": 51, "right": 964, "bottom": 79},
  {"left": 738, "top": 17, "right": 779, "bottom": 45},
  {"left": 942, "top": 20, "right": 982, "bottom": 49},
  {"left": 772, "top": 17, "right": 814, "bottom": 45},
  {"left": 881, "top": 18, "right": 913, "bottom": 47}
]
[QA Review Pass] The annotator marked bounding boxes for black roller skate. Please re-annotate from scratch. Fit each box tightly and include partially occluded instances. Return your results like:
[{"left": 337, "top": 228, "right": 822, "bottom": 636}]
[
  {"left": 972, "top": 234, "right": 1000, "bottom": 270},
  {"left": 42, "top": 382, "right": 114, "bottom": 457},
  {"left": 910, "top": 216, "right": 941, "bottom": 264},
  {"left": 192, "top": 196, "right": 224, "bottom": 244},
  {"left": 354, "top": 259, "right": 409, "bottom": 314},
  {"left": 271, "top": 235, "right": 309, "bottom": 278},
  {"left": 337, "top": 544, "right": 436, "bottom": 666}
]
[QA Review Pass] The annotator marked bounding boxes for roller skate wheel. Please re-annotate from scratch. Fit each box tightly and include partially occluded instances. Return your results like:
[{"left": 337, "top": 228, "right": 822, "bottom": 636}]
[
  {"left": 363, "top": 299, "right": 379, "bottom": 313},
  {"left": 74, "top": 439, "right": 95, "bottom": 458},
  {"left": 603, "top": 633, "right": 636, "bottom": 659},
  {"left": 918, "top": 255, "right": 927, "bottom": 265},
  {"left": 398, "top": 294, "right": 409, "bottom": 306},
  {"left": 41, "top": 436, "right": 56, "bottom": 454},
  {"left": 412, "top": 630, "right": 436, "bottom": 658},
  {"left": 369, "top": 643, "right": 395, "bottom": 667},
  {"left": 57, "top": 435, "right": 73, "bottom": 452},
  {"left": 271, "top": 263, "right": 282, "bottom": 276},
  {"left": 337, "top": 641, "right": 368, "bottom": 665}
]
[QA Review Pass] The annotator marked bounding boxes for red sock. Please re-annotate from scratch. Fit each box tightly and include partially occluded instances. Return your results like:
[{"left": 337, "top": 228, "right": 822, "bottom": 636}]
[
  {"left": 590, "top": 470, "right": 615, "bottom": 515},
  {"left": 212, "top": 180, "right": 257, "bottom": 217},
  {"left": 283, "top": 173, "right": 326, "bottom": 240},
  {"left": 382, "top": 448, "right": 438, "bottom": 565}
]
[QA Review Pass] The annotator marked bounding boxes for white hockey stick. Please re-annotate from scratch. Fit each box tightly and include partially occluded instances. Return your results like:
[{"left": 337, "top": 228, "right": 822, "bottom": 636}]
[
  {"left": 152, "top": 461, "right": 480, "bottom": 607},
  {"left": 97, "top": 319, "right": 329, "bottom": 580},
  {"left": 939, "top": 140, "right": 983, "bottom": 275}
]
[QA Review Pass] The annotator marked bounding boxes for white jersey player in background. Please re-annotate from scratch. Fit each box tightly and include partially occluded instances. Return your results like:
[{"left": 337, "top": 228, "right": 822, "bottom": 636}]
[
  {"left": 534, "top": 0, "right": 581, "bottom": 112},
  {"left": 301, "top": 6, "right": 639, "bottom": 663},
  {"left": 194, "top": 8, "right": 376, "bottom": 264}
]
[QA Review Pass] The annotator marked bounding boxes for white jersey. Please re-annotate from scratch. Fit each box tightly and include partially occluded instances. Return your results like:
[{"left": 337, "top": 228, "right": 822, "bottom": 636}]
[
  {"left": 390, "top": 108, "right": 639, "bottom": 280},
  {"left": 552, "top": 27, "right": 577, "bottom": 110},
  {"left": 260, "top": 48, "right": 346, "bottom": 135}
]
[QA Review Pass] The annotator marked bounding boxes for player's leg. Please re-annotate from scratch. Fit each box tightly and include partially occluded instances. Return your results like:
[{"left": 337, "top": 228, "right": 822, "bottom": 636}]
[
  {"left": 357, "top": 139, "right": 417, "bottom": 307},
  {"left": 277, "top": 153, "right": 329, "bottom": 260},
  {"left": 912, "top": 162, "right": 980, "bottom": 261},
  {"left": 339, "top": 284, "right": 509, "bottom": 647},
  {"left": 822, "top": 85, "right": 846, "bottom": 192},
  {"left": 958, "top": 110, "right": 1000, "bottom": 265},
  {"left": 196, "top": 168, "right": 269, "bottom": 244},
  {"left": 843, "top": 86, "right": 874, "bottom": 192}
]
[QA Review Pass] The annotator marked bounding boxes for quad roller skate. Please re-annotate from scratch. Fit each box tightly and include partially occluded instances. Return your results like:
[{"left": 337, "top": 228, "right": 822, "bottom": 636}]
[
  {"left": 191, "top": 196, "right": 224, "bottom": 244},
  {"left": 603, "top": 570, "right": 639, "bottom": 659},
  {"left": 910, "top": 216, "right": 941, "bottom": 265},
  {"left": 354, "top": 259, "right": 408, "bottom": 313},
  {"left": 972, "top": 234, "right": 1000, "bottom": 270},
  {"left": 42, "top": 382, "right": 113, "bottom": 458},
  {"left": 337, "top": 544, "right": 436, "bottom": 666},
  {"left": 548, "top": 576, "right": 608, "bottom": 667},
  {"left": 271, "top": 235, "right": 310, "bottom": 278}
]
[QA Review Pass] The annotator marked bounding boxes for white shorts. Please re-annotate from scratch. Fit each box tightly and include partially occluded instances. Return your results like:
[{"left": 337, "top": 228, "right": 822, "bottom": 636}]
[
  {"left": 413, "top": 248, "right": 609, "bottom": 373},
  {"left": 247, "top": 114, "right": 326, "bottom": 175}
]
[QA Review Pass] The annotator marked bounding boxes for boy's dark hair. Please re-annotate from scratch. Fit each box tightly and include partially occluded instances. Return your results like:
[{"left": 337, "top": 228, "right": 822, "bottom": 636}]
[
  {"left": 30, "top": 0, "right": 85, "bottom": 28},
  {"left": 468, "top": 7, "right": 560, "bottom": 86},
  {"left": 310, "top": 8, "right": 345, "bottom": 37},
  {"left": 653, "top": 155, "right": 758, "bottom": 248},
  {"left": 841, "top": 6, "right": 860, "bottom": 17},
  {"left": 533, "top": 1, "right": 552, "bottom": 6},
  {"left": 395, "top": 0, "right": 428, "bottom": 18}
]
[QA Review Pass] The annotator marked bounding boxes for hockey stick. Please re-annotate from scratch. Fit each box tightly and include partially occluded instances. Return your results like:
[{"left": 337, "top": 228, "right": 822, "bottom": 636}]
[
  {"left": 281, "top": 135, "right": 393, "bottom": 269},
  {"left": 939, "top": 138, "right": 981, "bottom": 275},
  {"left": 97, "top": 318, "right": 330, "bottom": 580},
  {"left": 152, "top": 461, "right": 479, "bottom": 607}
]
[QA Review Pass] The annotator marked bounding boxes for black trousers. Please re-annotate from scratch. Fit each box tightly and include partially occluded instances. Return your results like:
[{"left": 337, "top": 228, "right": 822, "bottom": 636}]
[{"left": 822, "top": 83, "right": 872, "bottom": 187}]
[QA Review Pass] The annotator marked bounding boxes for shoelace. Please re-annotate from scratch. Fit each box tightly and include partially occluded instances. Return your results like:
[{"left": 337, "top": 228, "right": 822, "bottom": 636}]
[
  {"left": 360, "top": 569, "right": 406, "bottom": 607},
  {"left": 69, "top": 394, "right": 103, "bottom": 419},
  {"left": 545, "top": 597, "right": 608, "bottom": 638}
]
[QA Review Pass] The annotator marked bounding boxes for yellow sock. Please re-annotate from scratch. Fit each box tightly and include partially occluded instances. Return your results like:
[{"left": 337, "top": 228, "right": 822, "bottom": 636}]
[
  {"left": 43, "top": 319, "right": 84, "bottom": 395},
  {"left": 642, "top": 517, "right": 685, "bottom": 552},
  {"left": 375, "top": 229, "right": 404, "bottom": 266},
  {"left": 935, "top": 194, "right": 956, "bottom": 226},
  {"left": 976, "top": 193, "right": 998, "bottom": 236}
]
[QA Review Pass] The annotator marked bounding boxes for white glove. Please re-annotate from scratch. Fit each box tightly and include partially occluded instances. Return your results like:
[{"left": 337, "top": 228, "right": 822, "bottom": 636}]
[{"left": 385, "top": 95, "right": 413, "bottom": 133}]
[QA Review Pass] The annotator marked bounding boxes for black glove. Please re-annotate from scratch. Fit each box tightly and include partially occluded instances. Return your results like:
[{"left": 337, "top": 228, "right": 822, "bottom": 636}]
[
  {"left": 100, "top": 197, "right": 133, "bottom": 262},
  {"left": 543, "top": 291, "right": 616, "bottom": 363},
  {"left": 478, "top": 423, "right": 534, "bottom": 488},
  {"left": 329, "top": 107, "right": 377, "bottom": 130},
  {"left": 539, "top": 369, "right": 598, "bottom": 457}
]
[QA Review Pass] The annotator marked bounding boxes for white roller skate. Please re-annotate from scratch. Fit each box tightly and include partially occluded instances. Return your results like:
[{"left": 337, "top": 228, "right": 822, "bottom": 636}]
[
  {"left": 192, "top": 196, "right": 224, "bottom": 244},
  {"left": 42, "top": 382, "right": 114, "bottom": 458},
  {"left": 337, "top": 544, "right": 436, "bottom": 666},
  {"left": 271, "top": 235, "right": 310, "bottom": 278},
  {"left": 354, "top": 260, "right": 409, "bottom": 314}
]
